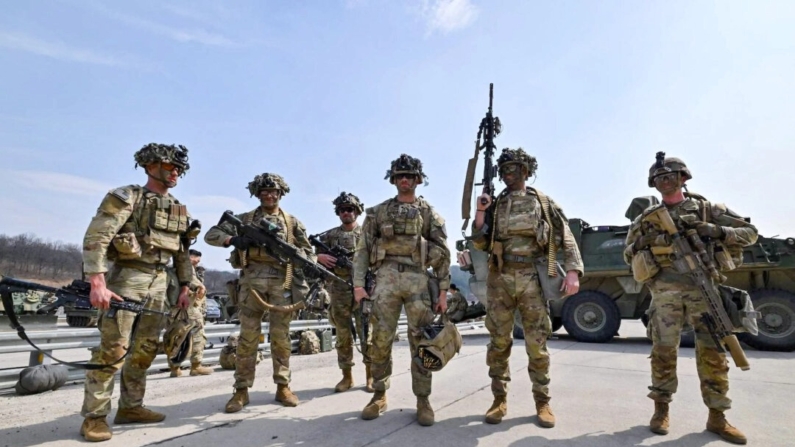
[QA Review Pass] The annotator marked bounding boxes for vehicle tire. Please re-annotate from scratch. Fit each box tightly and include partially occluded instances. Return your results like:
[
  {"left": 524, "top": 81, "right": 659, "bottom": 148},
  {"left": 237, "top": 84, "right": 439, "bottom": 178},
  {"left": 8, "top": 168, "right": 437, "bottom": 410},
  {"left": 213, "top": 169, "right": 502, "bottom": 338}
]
[
  {"left": 551, "top": 317, "right": 563, "bottom": 333},
  {"left": 738, "top": 289, "right": 795, "bottom": 352},
  {"left": 67, "top": 315, "right": 89, "bottom": 327},
  {"left": 561, "top": 291, "right": 621, "bottom": 343}
]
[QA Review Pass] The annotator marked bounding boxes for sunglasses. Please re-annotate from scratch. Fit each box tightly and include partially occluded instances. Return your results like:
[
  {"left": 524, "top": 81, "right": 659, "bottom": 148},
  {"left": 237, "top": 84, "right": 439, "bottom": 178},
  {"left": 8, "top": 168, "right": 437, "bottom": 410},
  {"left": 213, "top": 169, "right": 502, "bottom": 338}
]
[
  {"left": 160, "top": 162, "right": 182, "bottom": 173},
  {"left": 394, "top": 173, "right": 416, "bottom": 180},
  {"left": 259, "top": 189, "right": 281, "bottom": 197},
  {"left": 653, "top": 172, "right": 679, "bottom": 184},
  {"left": 500, "top": 164, "right": 519, "bottom": 174},
  {"left": 338, "top": 207, "right": 356, "bottom": 214}
]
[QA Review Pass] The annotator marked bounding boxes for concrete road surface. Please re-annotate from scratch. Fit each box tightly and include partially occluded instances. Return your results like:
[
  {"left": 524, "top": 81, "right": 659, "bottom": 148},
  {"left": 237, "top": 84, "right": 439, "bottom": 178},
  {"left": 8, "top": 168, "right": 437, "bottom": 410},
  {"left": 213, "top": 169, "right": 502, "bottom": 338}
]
[{"left": 0, "top": 320, "right": 792, "bottom": 447}]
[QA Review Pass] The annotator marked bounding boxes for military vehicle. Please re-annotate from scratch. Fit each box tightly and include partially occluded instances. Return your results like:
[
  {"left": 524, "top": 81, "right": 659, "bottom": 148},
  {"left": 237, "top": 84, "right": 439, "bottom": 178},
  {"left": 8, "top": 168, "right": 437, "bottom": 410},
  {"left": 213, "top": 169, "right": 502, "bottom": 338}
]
[{"left": 457, "top": 196, "right": 795, "bottom": 352}]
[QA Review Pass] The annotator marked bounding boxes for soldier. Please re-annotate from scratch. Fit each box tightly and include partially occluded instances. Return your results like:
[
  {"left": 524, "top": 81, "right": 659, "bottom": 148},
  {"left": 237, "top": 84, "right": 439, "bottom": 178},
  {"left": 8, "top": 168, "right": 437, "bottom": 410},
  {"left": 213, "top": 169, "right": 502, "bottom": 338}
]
[
  {"left": 624, "top": 154, "right": 757, "bottom": 444},
  {"left": 79, "top": 143, "right": 195, "bottom": 442},
  {"left": 445, "top": 283, "right": 467, "bottom": 323},
  {"left": 352, "top": 154, "right": 450, "bottom": 426},
  {"left": 166, "top": 249, "right": 213, "bottom": 377},
  {"left": 205, "top": 173, "right": 314, "bottom": 412},
  {"left": 315, "top": 192, "right": 373, "bottom": 393},
  {"left": 472, "top": 148, "right": 583, "bottom": 428}
]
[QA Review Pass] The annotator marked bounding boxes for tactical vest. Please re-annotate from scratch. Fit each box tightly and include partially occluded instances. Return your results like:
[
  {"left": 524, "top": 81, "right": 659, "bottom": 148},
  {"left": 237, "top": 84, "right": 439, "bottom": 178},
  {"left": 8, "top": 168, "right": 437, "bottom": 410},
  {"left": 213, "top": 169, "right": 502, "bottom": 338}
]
[
  {"left": 110, "top": 186, "right": 188, "bottom": 263},
  {"left": 492, "top": 189, "right": 547, "bottom": 257},
  {"left": 238, "top": 207, "right": 294, "bottom": 268},
  {"left": 369, "top": 198, "right": 432, "bottom": 266},
  {"left": 322, "top": 226, "right": 360, "bottom": 276}
]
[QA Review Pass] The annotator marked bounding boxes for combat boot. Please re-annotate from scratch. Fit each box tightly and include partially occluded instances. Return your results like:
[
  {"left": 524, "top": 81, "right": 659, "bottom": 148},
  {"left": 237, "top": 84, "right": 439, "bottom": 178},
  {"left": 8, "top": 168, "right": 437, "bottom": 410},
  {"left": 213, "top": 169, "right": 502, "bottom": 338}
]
[
  {"left": 334, "top": 368, "right": 354, "bottom": 393},
  {"left": 190, "top": 363, "right": 214, "bottom": 376},
  {"left": 649, "top": 402, "right": 670, "bottom": 435},
  {"left": 361, "top": 391, "right": 388, "bottom": 420},
  {"left": 113, "top": 406, "right": 166, "bottom": 424},
  {"left": 364, "top": 364, "right": 374, "bottom": 393},
  {"left": 169, "top": 366, "right": 181, "bottom": 377},
  {"left": 416, "top": 397, "right": 435, "bottom": 426},
  {"left": 535, "top": 401, "right": 555, "bottom": 428},
  {"left": 225, "top": 388, "right": 249, "bottom": 413},
  {"left": 80, "top": 416, "right": 112, "bottom": 442},
  {"left": 706, "top": 409, "right": 747, "bottom": 445},
  {"left": 485, "top": 396, "right": 507, "bottom": 424},
  {"left": 275, "top": 384, "right": 300, "bottom": 407}
]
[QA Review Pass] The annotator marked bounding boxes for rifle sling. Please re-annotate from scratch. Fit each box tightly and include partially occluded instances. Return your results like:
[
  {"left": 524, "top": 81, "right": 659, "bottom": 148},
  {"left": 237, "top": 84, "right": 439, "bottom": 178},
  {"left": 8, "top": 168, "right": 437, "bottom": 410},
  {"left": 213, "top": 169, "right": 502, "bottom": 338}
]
[{"left": 1, "top": 291, "right": 140, "bottom": 370}]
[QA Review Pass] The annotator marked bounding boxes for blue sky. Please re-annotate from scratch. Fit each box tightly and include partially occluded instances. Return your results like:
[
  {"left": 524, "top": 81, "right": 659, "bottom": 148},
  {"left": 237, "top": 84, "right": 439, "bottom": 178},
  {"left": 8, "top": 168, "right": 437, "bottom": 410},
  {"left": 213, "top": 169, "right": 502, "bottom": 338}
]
[{"left": 1, "top": 1, "right": 794, "bottom": 270}]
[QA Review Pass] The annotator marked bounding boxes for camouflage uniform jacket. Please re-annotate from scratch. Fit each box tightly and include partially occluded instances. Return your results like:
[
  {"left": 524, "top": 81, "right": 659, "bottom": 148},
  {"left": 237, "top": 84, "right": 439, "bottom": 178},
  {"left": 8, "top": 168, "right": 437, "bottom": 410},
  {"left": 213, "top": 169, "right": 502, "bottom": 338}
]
[
  {"left": 624, "top": 194, "right": 758, "bottom": 278},
  {"left": 204, "top": 206, "right": 315, "bottom": 269},
  {"left": 352, "top": 196, "right": 451, "bottom": 290},
  {"left": 82, "top": 184, "right": 194, "bottom": 284},
  {"left": 316, "top": 225, "right": 361, "bottom": 279},
  {"left": 471, "top": 187, "right": 583, "bottom": 275}
]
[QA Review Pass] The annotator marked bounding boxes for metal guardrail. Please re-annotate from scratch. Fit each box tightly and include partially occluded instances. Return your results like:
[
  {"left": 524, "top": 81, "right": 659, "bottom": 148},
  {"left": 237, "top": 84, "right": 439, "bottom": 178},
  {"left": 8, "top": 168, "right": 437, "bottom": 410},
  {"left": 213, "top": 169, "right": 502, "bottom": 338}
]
[{"left": 0, "top": 316, "right": 485, "bottom": 390}]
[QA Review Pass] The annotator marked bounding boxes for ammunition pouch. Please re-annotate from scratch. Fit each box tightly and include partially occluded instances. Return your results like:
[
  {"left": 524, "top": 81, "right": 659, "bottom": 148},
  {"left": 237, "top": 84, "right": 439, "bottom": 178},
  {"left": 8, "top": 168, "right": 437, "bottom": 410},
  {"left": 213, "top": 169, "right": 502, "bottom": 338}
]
[
  {"left": 631, "top": 250, "right": 660, "bottom": 283},
  {"left": 534, "top": 256, "right": 566, "bottom": 301},
  {"left": 111, "top": 232, "right": 142, "bottom": 261},
  {"left": 413, "top": 316, "right": 462, "bottom": 372},
  {"left": 228, "top": 249, "right": 243, "bottom": 269},
  {"left": 718, "top": 285, "right": 760, "bottom": 335},
  {"left": 715, "top": 242, "right": 743, "bottom": 271}
]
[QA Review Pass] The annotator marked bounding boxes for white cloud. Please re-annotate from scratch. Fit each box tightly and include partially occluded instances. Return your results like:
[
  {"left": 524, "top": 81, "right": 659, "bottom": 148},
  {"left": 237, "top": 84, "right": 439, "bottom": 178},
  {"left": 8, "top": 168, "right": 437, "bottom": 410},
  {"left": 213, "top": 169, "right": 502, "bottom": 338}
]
[
  {"left": 3, "top": 170, "right": 111, "bottom": 196},
  {"left": 0, "top": 31, "right": 134, "bottom": 67},
  {"left": 421, "top": 0, "right": 478, "bottom": 34}
]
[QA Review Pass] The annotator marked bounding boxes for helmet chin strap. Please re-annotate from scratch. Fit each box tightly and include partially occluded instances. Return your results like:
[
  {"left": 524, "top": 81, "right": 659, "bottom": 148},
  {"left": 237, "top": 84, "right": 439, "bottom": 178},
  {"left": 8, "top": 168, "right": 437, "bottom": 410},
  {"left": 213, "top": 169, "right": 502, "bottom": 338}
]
[{"left": 147, "top": 167, "right": 177, "bottom": 188}]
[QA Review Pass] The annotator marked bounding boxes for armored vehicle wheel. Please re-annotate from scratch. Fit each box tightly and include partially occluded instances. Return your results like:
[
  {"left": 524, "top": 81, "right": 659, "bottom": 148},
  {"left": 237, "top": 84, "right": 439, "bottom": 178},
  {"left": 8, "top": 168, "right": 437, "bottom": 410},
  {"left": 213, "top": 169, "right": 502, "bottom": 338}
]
[
  {"left": 66, "top": 315, "right": 90, "bottom": 327},
  {"left": 738, "top": 289, "right": 795, "bottom": 352},
  {"left": 562, "top": 291, "right": 621, "bottom": 343}
]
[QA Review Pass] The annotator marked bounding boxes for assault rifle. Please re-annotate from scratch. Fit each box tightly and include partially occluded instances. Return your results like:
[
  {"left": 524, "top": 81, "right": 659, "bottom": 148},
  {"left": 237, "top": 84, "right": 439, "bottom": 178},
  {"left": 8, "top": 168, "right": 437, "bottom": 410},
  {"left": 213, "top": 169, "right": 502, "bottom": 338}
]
[
  {"left": 0, "top": 276, "right": 169, "bottom": 319},
  {"left": 219, "top": 211, "right": 349, "bottom": 288},
  {"left": 308, "top": 234, "right": 354, "bottom": 271},
  {"left": 461, "top": 83, "right": 501, "bottom": 231},
  {"left": 644, "top": 207, "right": 751, "bottom": 371}
]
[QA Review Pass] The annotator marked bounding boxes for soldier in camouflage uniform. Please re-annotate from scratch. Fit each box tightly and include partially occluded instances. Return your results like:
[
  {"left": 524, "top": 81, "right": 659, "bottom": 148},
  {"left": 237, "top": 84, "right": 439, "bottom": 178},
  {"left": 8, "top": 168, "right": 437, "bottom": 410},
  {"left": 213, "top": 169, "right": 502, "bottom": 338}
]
[
  {"left": 472, "top": 148, "right": 583, "bottom": 428},
  {"left": 624, "top": 154, "right": 757, "bottom": 444},
  {"left": 205, "top": 173, "right": 314, "bottom": 413},
  {"left": 315, "top": 192, "right": 373, "bottom": 393},
  {"left": 79, "top": 143, "right": 196, "bottom": 442},
  {"left": 352, "top": 154, "right": 451, "bottom": 426},
  {"left": 445, "top": 284, "right": 467, "bottom": 323},
  {"left": 167, "top": 249, "right": 213, "bottom": 377}
]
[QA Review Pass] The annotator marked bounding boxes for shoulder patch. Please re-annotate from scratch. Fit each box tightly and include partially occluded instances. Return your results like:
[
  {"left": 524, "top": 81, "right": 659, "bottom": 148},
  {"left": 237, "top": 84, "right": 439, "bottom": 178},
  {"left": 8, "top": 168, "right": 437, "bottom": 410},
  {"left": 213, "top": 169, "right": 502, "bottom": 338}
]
[{"left": 109, "top": 186, "right": 134, "bottom": 204}]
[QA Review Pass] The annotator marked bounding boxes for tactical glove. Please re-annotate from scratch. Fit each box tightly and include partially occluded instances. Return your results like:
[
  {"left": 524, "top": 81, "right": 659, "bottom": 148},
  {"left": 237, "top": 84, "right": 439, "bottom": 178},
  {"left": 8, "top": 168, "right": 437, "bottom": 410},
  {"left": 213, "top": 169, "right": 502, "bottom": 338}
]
[
  {"left": 696, "top": 223, "right": 724, "bottom": 239},
  {"left": 228, "top": 236, "right": 254, "bottom": 250},
  {"left": 632, "top": 234, "right": 658, "bottom": 253}
]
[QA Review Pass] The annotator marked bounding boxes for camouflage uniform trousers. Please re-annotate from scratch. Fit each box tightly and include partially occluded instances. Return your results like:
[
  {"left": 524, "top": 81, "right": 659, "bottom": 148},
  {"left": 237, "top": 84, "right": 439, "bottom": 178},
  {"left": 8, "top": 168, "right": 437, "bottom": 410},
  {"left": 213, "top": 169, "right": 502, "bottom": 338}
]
[
  {"left": 166, "top": 299, "right": 206, "bottom": 368},
  {"left": 234, "top": 267, "right": 295, "bottom": 388},
  {"left": 81, "top": 266, "right": 169, "bottom": 417},
  {"left": 328, "top": 282, "right": 371, "bottom": 369},
  {"left": 369, "top": 261, "right": 436, "bottom": 397},
  {"left": 647, "top": 271, "right": 731, "bottom": 411},
  {"left": 485, "top": 265, "right": 552, "bottom": 402}
]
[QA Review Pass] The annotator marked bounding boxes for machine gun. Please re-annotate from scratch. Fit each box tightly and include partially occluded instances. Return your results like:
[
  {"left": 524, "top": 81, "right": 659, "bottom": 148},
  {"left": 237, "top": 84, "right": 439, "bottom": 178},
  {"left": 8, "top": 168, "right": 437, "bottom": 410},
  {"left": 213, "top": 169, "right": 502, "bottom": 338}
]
[
  {"left": 461, "top": 83, "right": 501, "bottom": 231},
  {"left": 0, "top": 276, "right": 169, "bottom": 319},
  {"left": 644, "top": 207, "right": 751, "bottom": 371}
]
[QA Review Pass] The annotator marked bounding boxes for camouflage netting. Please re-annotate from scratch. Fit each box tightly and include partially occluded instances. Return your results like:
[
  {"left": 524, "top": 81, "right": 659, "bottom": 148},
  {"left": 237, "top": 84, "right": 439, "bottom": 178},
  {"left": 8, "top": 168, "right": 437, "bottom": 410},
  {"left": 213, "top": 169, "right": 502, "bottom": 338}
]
[
  {"left": 648, "top": 151, "right": 692, "bottom": 187},
  {"left": 497, "top": 147, "right": 537, "bottom": 179},
  {"left": 134, "top": 143, "right": 190, "bottom": 175},
  {"left": 332, "top": 191, "right": 364, "bottom": 214},
  {"left": 248, "top": 173, "right": 291, "bottom": 197},
  {"left": 384, "top": 153, "right": 428, "bottom": 185}
]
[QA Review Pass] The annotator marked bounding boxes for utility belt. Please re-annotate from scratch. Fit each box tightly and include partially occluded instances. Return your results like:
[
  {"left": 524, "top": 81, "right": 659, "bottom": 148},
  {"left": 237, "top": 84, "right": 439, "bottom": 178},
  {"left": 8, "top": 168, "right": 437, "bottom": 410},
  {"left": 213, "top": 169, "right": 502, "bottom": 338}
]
[
  {"left": 500, "top": 253, "right": 539, "bottom": 270},
  {"left": 381, "top": 257, "right": 424, "bottom": 273},
  {"left": 113, "top": 260, "right": 168, "bottom": 275},
  {"left": 243, "top": 262, "right": 286, "bottom": 277}
]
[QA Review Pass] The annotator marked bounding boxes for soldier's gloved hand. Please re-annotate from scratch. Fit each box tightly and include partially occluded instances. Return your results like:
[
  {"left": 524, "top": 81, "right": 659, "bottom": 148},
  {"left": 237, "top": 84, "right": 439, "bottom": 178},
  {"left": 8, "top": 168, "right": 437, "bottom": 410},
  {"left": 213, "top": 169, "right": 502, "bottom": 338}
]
[
  {"left": 228, "top": 236, "right": 254, "bottom": 250},
  {"left": 632, "top": 234, "right": 657, "bottom": 253},
  {"left": 696, "top": 223, "right": 724, "bottom": 239}
]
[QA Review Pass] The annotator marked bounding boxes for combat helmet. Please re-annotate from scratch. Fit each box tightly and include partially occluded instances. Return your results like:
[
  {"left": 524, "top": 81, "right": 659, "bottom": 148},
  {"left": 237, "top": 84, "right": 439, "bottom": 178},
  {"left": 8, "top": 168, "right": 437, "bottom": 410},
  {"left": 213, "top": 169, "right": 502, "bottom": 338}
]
[
  {"left": 163, "top": 311, "right": 197, "bottom": 364},
  {"left": 648, "top": 151, "right": 692, "bottom": 187},
  {"left": 332, "top": 191, "right": 364, "bottom": 215},
  {"left": 134, "top": 143, "right": 190, "bottom": 176},
  {"left": 384, "top": 154, "right": 428, "bottom": 185},
  {"left": 496, "top": 147, "right": 538, "bottom": 179},
  {"left": 247, "top": 173, "right": 290, "bottom": 197}
]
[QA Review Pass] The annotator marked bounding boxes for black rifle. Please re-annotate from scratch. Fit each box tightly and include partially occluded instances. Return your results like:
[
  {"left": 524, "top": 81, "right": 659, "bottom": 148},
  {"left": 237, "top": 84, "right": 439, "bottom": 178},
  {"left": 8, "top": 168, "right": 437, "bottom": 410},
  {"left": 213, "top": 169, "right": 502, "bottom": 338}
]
[
  {"left": 644, "top": 207, "right": 751, "bottom": 371},
  {"left": 308, "top": 234, "right": 354, "bottom": 271},
  {"left": 220, "top": 211, "right": 349, "bottom": 287},
  {"left": 476, "top": 83, "right": 501, "bottom": 206},
  {"left": 0, "top": 276, "right": 169, "bottom": 369}
]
